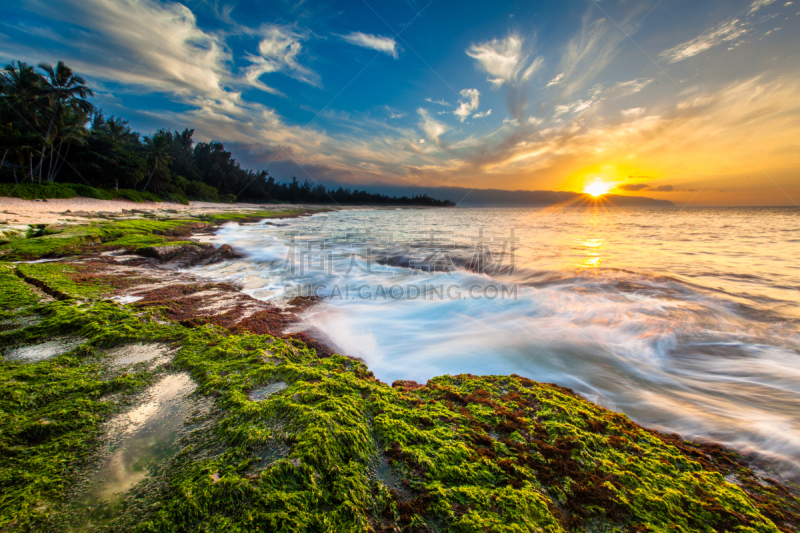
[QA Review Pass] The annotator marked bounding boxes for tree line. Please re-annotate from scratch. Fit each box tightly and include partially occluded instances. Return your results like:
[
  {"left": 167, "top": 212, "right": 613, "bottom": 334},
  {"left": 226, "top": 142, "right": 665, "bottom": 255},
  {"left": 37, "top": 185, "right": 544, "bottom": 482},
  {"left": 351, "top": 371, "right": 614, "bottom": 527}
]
[{"left": 0, "top": 60, "right": 454, "bottom": 206}]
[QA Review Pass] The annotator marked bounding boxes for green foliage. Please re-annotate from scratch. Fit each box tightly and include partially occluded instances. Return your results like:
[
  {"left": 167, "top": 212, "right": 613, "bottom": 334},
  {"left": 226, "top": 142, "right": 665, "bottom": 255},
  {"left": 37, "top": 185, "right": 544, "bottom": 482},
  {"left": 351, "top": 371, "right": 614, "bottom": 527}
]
[
  {"left": 2, "top": 59, "right": 455, "bottom": 206},
  {"left": 0, "top": 182, "right": 162, "bottom": 203},
  {"left": 113, "top": 188, "right": 160, "bottom": 203},
  {"left": 159, "top": 192, "right": 190, "bottom": 205},
  {"left": 0, "top": 182, "right": 77, "bottom": 200},
  {"left": 68, "top": 183, "right": 116, "bottom": 200}
]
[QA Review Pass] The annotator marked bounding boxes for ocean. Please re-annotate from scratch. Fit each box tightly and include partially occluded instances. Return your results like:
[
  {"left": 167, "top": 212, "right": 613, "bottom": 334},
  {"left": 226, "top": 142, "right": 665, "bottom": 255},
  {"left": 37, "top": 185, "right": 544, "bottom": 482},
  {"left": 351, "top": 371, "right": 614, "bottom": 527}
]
[{"left": 193, "top": 206, "right": 800, "bottom": 474}]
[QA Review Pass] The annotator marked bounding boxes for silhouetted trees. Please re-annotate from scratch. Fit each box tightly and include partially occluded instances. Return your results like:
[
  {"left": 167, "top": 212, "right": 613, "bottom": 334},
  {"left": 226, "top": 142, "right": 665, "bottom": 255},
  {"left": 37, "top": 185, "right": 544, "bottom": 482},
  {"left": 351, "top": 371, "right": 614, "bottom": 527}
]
[{"left": 1, "top": 59, "right": 454, "bottom": 207}]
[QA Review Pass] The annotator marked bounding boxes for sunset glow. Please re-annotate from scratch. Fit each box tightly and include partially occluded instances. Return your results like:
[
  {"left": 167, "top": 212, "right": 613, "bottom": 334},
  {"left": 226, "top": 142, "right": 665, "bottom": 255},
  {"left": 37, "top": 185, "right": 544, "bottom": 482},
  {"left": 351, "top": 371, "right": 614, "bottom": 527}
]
[
  {"left": 3, "top": 0, "right": 798, "bottom": 205},
  {"left": 584, "top": 179, "right": 611, "bottom": 198}
]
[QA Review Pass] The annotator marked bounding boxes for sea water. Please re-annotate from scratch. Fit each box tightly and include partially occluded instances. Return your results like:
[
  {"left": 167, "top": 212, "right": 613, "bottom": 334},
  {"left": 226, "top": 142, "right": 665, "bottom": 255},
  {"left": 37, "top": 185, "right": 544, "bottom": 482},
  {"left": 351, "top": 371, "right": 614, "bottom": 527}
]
[{"left": 192, "top": 206, "right": 800, "bottom": 474}]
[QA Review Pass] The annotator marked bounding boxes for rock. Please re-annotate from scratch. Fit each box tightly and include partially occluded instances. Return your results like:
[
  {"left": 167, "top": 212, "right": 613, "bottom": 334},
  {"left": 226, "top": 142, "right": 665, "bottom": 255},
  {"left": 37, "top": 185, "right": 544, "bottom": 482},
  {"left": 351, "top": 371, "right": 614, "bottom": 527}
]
[{"left": 135, "top": 243, "right": 242, "bottom": 269}]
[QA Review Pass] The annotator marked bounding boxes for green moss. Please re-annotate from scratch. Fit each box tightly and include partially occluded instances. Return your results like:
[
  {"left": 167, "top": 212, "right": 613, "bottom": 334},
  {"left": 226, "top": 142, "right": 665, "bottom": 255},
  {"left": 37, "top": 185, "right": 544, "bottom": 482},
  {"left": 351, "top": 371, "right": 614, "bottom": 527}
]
[
  {"left": 200, "top": 210, "right": 311, "bottom": 224},
  {"left": 0, "top": 219, "right": 204, "bottom": 260},
  {"left": 15, "top": 263, "right": 114, "bottom": 299},
  {"left": 0, "top": 280, "right": 797, "bottom": 531},
  {"left": 0, "top": 301, "right": 171, "bottom": 529},
  {"left": 0, "top": 211, "right": 324, "bottom": 261},
  {"left": 0, "top": 264, "right": 40, "bottom": 317}
]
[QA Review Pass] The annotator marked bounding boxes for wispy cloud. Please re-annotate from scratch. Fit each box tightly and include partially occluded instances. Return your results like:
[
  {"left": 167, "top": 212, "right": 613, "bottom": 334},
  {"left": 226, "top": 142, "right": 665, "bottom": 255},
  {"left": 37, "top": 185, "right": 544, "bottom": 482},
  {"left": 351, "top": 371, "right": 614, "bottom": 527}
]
[
  {"left": 339, "top": 32, "right": 398, "bottom": 58},
  {"left": 425, "top": 97, "right": 451, "bottom": 106},
  {"left": 385, "top": 105, "right": 407, "bottom": 119},
  {"left": 244, "top": 25, "right": 320, "bottom": 93},
  {"left": 659, "top": 19, "right": 748, "bottom": 64},
  {"left": 749, "top": 0, "right": 779, "bottom": 14},
  {"left": 453, "top": 88, "right": 480, "bottom": 121},
  {"left": 466, "top": 33, "right": 543, "bottom": 88},
  {"left": 621, "top": 108, "right": 646, "bottom": 118},
  {"left": 466, "top": 33, "right": 543, "bottom": 120},
  {"left": 546, "top": 73, "right": 564, "bottom": 87},
  {"left": 660, "top": 0, "right": 781, "bottom": 64},
  {"left": 418, "top": 108, "right": 447, "bottom": 144},
  {"left": 8, "top": 0, "right": 231, "bottom": 101}
]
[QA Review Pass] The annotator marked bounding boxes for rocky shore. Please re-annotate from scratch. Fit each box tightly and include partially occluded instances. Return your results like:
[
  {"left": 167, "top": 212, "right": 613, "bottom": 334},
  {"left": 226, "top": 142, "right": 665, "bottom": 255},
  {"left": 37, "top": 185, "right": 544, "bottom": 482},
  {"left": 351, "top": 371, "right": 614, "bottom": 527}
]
[{"left": 1, "top": 207, "right": 798, "bottom": 532}]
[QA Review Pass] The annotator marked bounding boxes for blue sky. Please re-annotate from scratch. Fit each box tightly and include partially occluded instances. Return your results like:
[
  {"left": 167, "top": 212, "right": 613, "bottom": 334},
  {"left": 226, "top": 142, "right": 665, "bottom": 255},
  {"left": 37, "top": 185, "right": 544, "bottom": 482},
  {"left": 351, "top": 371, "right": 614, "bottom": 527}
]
[{"left": 2, "top": 0, "right": 799, "bottom": 204}]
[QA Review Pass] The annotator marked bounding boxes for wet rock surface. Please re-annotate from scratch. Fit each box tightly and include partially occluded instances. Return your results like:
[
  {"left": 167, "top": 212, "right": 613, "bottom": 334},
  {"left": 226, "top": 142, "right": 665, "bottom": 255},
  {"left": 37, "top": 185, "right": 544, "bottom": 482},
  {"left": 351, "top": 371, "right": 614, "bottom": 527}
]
[
  {"left": 248, "top": 381, "right": 288, "bottom": 401},
  {"left": 135, "top": 242, "right": 241, "bottom": 269},
  {"left": 2, "top": 210, "right": 799, "bottom": 532},
  {"left": 104, "top": 342, "right": 174, "bottom": 367},
  {"left": 3, "top": 337, "right": 85, "bottom": 362}
]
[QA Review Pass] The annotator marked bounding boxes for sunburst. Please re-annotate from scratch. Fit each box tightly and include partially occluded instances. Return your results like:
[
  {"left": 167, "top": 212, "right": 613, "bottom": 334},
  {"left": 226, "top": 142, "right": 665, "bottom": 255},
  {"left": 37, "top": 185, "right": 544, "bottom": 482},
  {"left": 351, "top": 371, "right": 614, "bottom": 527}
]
[{"left": 584, "top": 178, "right": 610, "bottom": 197}]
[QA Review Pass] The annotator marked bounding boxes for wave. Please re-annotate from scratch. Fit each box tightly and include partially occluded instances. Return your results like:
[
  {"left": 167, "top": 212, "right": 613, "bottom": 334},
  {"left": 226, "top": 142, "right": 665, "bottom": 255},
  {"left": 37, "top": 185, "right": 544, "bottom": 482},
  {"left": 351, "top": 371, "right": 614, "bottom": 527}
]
[{"left": 192, "top": 207, "right": 800, "bottom": 475}]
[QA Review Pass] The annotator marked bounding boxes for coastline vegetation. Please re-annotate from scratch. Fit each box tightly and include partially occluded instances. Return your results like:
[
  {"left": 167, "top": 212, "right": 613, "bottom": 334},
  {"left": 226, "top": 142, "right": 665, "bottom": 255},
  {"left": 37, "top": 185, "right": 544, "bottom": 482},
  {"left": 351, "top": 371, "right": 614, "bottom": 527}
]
[
  {"left": 0, "top": 60, "right": 455, "bottom": 207},
  {"left": 0, "top": 213, "right": 799, "bottom": 532}
]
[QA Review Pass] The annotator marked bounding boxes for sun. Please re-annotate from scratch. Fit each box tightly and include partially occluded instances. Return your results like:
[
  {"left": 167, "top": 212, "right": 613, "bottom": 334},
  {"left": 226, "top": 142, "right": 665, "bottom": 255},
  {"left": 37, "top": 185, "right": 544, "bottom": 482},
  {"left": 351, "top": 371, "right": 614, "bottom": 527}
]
[{"left": 584, "top": 178, "right": 611, "bottom": 197}]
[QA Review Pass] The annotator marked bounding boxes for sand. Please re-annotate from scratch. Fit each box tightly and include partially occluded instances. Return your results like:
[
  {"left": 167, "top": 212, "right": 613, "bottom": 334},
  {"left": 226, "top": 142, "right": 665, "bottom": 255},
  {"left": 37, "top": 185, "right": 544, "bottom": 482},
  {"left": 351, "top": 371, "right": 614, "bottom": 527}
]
[{"left": 0, "top": 197, "right": 293, "bottom": 226}]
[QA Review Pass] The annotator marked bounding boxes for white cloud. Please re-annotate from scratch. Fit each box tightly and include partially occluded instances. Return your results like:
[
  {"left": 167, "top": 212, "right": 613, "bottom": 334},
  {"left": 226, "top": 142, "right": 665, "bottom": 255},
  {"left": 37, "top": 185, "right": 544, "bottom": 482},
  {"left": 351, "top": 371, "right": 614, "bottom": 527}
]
[
  {"left": 522, "top": 56, "right": 544, "bottom": 80},
  {"left": 244, "top": 25, "right": 320, "bottom": 93},
  {"left": 472, "top": 109, "right": 492, "bottom": 119},
  {"left": 339, "top": 32, "right": 398, "bottom": 58},
  {"left": 555, "top": 99, "right": 596, "bottom": 116},
  {"left": 466, "top": 33, "right": 543, "bottom": 88},
  {"left": 425, "top": 97, "right": 451, "bottom": 106},
  {"left": 621, "top": 107, "right": 646, "bottom": 118},
  {"left": 11, "top": 0, "right": 231, "bottom": 102},
  {"left": 418, "top": 108, "right": 446, "bottom": 144},
  {"left": 749, "top": 0, "right": 779, "bottom": 14},
  {"left": 610, "top": 78, "right": 653, "bottom": 97},
  {"left": 546, "top": 73, "right": 564, "bottom": 87},
  {"left": 385, "top": 105, "right": 407, "bottom": 119},
  {"left": 454, "top": 88, "right": 480, "bottom": 121},
  {"left": 660, "top": 0, "right": 781, "bottom": 65},
  {"left": 660, "top": 19, "right": 748, "bottom": 64}
]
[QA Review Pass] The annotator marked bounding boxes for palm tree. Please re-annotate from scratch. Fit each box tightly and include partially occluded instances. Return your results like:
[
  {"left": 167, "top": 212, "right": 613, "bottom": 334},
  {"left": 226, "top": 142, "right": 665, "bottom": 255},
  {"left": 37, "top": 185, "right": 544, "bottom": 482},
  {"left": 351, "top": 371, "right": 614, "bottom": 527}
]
[
  {"left": 1, "top": 62, "right": 46, "bottom": 181},
  {"left": 103, "top": 115, "right": 138, "bottom": 145},
  {"left": 46, "top": 109, "right": 87, "bottom": 182},
  {"left": 0, "top": 61, "right": 44, "bottom": 127},
  {"left": 141, "top": 134, "right": 173, "bottom": 192},
  {"left": 37, "top": 61, "right": 93, "bottom": 183}
]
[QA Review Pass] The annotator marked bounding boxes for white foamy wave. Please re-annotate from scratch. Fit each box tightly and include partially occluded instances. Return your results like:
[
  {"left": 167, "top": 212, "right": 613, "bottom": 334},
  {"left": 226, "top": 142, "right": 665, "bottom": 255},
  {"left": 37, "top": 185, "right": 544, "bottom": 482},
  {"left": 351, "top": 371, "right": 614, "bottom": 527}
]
[{"left": 191, "top": 207, "right": 800, "bottom": 474}]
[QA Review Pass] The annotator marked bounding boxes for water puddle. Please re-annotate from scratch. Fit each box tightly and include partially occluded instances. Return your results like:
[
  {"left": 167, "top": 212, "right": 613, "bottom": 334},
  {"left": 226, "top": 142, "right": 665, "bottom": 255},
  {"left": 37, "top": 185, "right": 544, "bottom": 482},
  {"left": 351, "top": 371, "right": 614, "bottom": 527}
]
[
  {"left": 109, "top": 295, "right": 143, "bottom": 304},
  {"left": 70, "top": 373, "right": 196, "bottom": 530},
  {"left": 3, "top": 337, "right": 85, "bottom": 362},
  {"left": 104, "top": 342, "right": 173, "bottom": 367},
  {"left": 248, "top": 381, "right": 288, "bottom": 401},
  {"left": 371, "top": 451, "right": 404, "bottom": 492},
  {"left": 249, "top": 439, "right": 291, "bottom": 474}
]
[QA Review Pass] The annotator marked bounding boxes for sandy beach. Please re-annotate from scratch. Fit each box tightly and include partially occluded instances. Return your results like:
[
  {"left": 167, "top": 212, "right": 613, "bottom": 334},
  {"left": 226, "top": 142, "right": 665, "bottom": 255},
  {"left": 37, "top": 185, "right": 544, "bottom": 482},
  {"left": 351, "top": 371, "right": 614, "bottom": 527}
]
[{"left": 0, "top": 196, "right": 295, "bottom": 226}]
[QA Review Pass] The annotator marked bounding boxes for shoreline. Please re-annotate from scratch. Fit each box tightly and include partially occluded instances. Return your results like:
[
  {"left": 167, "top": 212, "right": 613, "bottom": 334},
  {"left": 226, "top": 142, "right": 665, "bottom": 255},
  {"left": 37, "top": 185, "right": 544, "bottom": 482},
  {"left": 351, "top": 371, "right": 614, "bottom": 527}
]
[{"left": 1, "top": 206, "right": 799, "bottom": 531}]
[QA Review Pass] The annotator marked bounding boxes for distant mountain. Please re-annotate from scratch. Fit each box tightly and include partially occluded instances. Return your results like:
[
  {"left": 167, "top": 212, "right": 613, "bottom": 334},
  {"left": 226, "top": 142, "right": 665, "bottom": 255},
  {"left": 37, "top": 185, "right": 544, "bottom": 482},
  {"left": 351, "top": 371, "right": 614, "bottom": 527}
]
[{"left": 323, "top": 184, "right": 675, "bottom": 207}]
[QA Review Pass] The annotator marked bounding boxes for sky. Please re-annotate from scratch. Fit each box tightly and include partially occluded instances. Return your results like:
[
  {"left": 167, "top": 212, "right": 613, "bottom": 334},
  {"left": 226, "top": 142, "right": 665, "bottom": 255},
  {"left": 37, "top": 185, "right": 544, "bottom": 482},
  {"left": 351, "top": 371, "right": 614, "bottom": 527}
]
[{"left": 1, "top": 0, "right": 799, "bottom": 205}]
